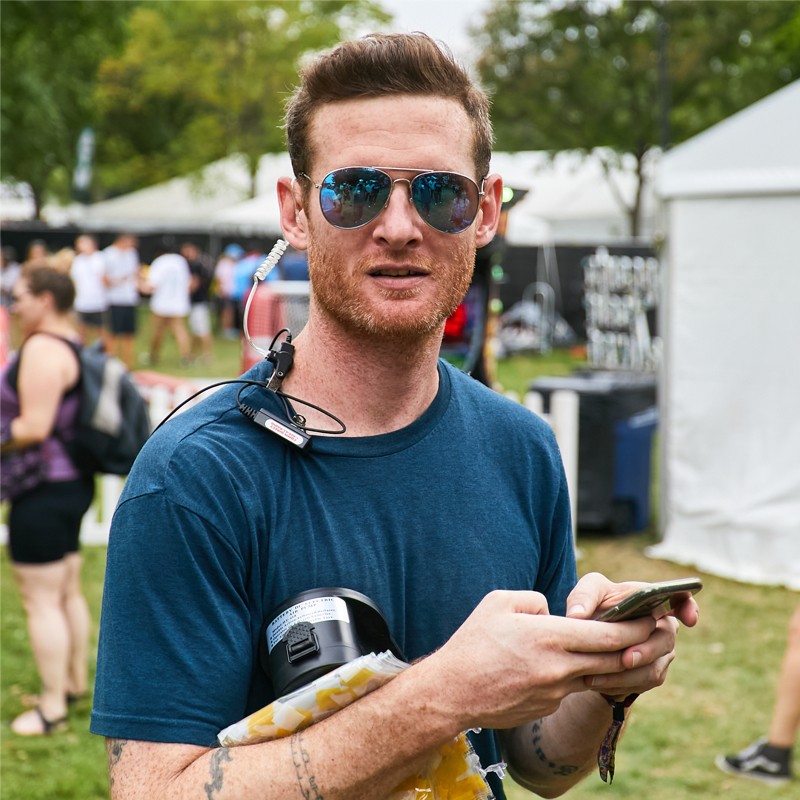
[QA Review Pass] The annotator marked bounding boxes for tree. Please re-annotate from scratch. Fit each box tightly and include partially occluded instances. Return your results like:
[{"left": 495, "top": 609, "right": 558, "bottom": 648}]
[
  {"left": 474, "top": 0, "right": 800, "bottom": 237},
  {"left": 0, "top": 0, "right": 136, "bottom": 217},
  {"left": 94, "top": 0, "right": 389, "bottom": 199}
]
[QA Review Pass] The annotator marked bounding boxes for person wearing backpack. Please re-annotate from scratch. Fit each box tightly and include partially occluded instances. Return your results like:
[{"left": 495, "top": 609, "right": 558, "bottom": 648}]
[{"left": 0, "top": 266, "right": 94, "bottom": 736}]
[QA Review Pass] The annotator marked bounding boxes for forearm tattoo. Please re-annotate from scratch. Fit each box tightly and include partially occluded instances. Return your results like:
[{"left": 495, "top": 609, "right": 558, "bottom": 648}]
[
  {"left": 106, "top": 739, "right": 128, "bottom": 790},
  {"left": 204, "top": 747, "right": 233, "bottom": 799},
  {"left": 530, "top": 720, "right": 579, "bottom": 777},
  {"left": 291, "top": 733, "right": 324, "bottom": 800}
]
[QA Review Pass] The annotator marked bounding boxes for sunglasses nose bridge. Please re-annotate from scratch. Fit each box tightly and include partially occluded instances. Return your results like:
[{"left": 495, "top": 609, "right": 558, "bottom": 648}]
[
  {"left": 381, "top": 176, "right": 418, "bottom": 221},
  {"left": 388, "top": 176, "right": 413, "bottom": 203}
]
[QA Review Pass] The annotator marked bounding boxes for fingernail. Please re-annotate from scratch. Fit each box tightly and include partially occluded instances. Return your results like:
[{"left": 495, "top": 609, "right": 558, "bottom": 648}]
[
  {"left": 630, "top": 651, "right": 642, "bottom": 668},
  {"left": 568, "top": 604, "right": 586, "bottom": 617}
]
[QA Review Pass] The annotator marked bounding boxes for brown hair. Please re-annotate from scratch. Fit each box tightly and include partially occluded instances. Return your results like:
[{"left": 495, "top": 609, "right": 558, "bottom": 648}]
[
  {"left": 284, "top": 32, "right": 493, "bottom": 181},
  {"left": 23, "top": 265, "right": 76, "bottom": 312}
]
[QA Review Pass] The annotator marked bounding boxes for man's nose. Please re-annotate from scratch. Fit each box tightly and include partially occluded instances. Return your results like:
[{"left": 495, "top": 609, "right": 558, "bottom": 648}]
[{"left": 373, "top": 179, "right": 423, "bottom": 245}]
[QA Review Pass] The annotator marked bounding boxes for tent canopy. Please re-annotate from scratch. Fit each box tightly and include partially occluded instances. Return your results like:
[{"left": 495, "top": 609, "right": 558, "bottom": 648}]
[
  {"left": 4, "top": 149, "right": 657, "bottom": 246},
  {"left": 650, "top": 80, "right": 800, "bottom": 589},
  {"left": 657, "top": 80, "right": 800, "bottom": 199}
]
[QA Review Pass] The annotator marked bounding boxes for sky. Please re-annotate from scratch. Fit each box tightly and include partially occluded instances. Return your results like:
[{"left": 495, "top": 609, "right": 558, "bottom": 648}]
[{"left": 373, "top": 0, "right": 492, "bottom": 65}]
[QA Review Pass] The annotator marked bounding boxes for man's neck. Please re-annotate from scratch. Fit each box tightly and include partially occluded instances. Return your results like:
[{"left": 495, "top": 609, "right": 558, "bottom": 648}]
[{"left": 280, "top": 313, "right": 444, "bottom": 438}]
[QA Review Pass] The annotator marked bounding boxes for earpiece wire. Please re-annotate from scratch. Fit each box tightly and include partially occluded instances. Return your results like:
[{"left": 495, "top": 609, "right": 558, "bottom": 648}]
[{"left": 243, "top": 238, "right": 289, "bottom": 357}]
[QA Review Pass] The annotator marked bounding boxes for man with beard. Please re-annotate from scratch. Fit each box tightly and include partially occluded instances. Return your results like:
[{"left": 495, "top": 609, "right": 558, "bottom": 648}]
[{"left": 91, "top": 33, "right": 697, "bottom": 800}]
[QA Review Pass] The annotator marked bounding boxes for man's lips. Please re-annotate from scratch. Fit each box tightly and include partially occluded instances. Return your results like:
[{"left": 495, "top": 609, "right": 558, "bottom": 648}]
[{"left": 367, "top": 267, "right": 429, "bottom": 278}]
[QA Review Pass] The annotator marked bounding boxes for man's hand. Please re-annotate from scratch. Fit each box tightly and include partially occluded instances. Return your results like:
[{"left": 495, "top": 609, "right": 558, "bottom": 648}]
[
  {"left": 419, "top": 588, "right": 660, "bottom": 732},
  {"left": 565, "top": 572, "right": 700, "bottom": 699}
]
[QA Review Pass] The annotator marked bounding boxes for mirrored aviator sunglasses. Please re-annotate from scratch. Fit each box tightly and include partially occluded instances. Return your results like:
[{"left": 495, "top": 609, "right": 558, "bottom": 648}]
[{"left": 301, "top": 166, "right": 484, "bottom": 234}]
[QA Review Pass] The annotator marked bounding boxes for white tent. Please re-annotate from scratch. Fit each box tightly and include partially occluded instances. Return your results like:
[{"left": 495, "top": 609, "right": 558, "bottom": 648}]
[
  {"left": 210, "top": 153, "right": 294, "bottom": 235},
  {"left": 212, "top": 150, "right": 656, "bottom": 245},
  {"left": 649, "top": 80, "right": 800, "bottom": 589},
  {"left": 36, "top": 149, "right": 654, "bottom": 244},
  {"left": 490, "top": 150, "right": 658, "bottom": 246},
  {"left": 74, "top": 155, "right": 278, "bottom": 232}
]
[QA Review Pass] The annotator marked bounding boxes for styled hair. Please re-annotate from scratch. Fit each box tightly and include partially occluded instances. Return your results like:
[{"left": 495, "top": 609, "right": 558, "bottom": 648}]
[
  {"left": 23, "top": 265, "right": 76, "bottom": 312},
  {"left": 284, "top": 32, "right": 493, "bottom": 181}
]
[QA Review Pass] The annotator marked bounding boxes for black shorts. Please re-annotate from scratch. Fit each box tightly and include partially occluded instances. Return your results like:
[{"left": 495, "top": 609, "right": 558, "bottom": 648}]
[
  {"left": 8, "top": 479, "right": 95, "bottom": 564},
  {"left": 109, "top": 304, "right": 137, "bottom": 335},
  {"left": 78, "top": 310, "right": 106, "bottom": 329}
]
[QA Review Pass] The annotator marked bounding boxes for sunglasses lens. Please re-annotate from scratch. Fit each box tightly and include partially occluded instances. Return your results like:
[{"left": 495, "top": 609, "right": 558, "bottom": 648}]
[
  {"left": 319, "top": 168, "right": 392, "bottom": 229},
  {"left": 411, "top": 172, "right": 479, "bottom": 233}
]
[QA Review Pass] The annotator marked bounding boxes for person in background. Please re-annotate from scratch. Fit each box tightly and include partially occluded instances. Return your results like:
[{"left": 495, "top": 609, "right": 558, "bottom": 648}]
[
  {"left": 716, "top": 604, "right": 799, "bottom": 785},
  {"left": 180, "top": 242, "right": 215, "bottom": 364},
  {"left": 48, "top": 248, "right": 76, "bottom": 275},
  {"left": 213, "top": 243, "right": 244, "bottom": 339},
  {"left": 140, "top": 246, "right": 191, "bottom": 366},
  {"left": 91, "top": 33, "right": 698, "bottom": 799},
  {"left": 104, "top": 234, "right": 141, "bottom": 369},
  {"left": 279, "top": 244, "right": 310, "bottom": 281},
  {"left": 1, "top": 246, "right": 22, "bottom": 308},
  {"left": 231, "top": 244, "right": 275, "bottom": 326},
  {"left": 1, "top": 266, "right": 94, "bottom": 736},
  {"left": 24, "top": 239, "right": 49, "bottom": 267},
  {"left": 70, "top": 234, "right": 108, "bottom": 347}
]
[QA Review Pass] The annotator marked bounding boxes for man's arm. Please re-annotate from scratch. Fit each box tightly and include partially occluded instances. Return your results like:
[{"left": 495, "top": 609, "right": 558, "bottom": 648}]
[
  {"left": 104, "top": 660, "right": 460, "bottom": 800},
  {"left": 500, "top": 572, "right": 699, "bottom": 797},
  {"left": 500, "top": 692, "right": 612, "bottom": 798},
  {"left": 104, "top": 584, "right": 696, "bottom": 799}
]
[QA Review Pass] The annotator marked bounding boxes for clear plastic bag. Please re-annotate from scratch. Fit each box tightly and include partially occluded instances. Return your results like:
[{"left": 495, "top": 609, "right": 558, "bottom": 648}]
[{"left": 217, "top": 651, "right": 501, "bottom": 799}]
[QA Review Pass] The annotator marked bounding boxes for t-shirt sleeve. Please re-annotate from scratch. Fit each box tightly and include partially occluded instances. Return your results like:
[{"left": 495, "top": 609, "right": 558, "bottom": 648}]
[
  {"left": 537, "top": 465, "right": 578, "bottom": 617},
  {"left": 91, "top": 491, "right": 256, "bottom": 746}
]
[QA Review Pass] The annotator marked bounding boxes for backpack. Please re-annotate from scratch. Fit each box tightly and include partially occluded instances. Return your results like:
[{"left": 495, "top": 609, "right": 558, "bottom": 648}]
[{"left": 64, "top": 340, "right": 152, "bottom": 475}]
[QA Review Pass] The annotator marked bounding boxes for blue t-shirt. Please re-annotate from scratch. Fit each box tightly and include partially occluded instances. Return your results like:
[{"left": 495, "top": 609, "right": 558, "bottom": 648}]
[{"left": 91, "top": 359, "right": 575, "bottom": 795}]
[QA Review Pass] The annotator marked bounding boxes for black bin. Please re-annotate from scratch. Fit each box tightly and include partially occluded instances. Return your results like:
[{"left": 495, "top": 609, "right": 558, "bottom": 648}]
[{"left": 529, "top": 371, "right": 657, "bottom": 534}]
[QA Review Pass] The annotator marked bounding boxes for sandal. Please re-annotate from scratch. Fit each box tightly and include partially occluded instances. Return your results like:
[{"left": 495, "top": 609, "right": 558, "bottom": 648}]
[
  {"left": 11, "top": 707, "right": 68, "bottom": 736},
  {"left": 21, "top": 692, "right": 85, "bottom": 708}
]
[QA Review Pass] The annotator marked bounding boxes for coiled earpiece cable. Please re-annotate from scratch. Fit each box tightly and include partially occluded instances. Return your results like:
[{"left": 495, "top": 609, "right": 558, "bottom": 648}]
[{"left": 152, "top": 239, "right": 346, "bottom": 448}]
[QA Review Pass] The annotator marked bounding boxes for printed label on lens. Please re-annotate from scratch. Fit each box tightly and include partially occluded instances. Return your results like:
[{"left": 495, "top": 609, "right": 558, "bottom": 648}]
[{"left": 266, "top": 596, "right": 350, "bottom": 652}]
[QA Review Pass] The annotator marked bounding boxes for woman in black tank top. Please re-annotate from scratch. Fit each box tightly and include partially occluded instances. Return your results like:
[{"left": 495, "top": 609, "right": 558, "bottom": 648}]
[{"left": 1, "top": 266, "right": 94, "bottom": 736}]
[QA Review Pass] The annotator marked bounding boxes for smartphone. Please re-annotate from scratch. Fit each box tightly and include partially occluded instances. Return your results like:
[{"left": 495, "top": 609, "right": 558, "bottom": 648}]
[{"left": 594, "top": 577, "right": 703, "bottom": 622}]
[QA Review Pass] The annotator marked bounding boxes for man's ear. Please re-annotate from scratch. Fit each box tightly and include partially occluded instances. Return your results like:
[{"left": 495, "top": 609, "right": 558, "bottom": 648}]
[
  {"left": 278, "top": 176, "right": 308, "bottom": 251},
  {"left": 474, "top": 173, "right": 503, "bottom": 249}
]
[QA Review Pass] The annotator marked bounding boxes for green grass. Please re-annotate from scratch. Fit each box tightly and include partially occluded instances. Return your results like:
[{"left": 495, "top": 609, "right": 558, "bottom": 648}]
[
  {"left": 494, "top": 348, "right": 588, "bottom": 396},
  {"left": 1, "top": 547, "right": 109, "bottom": 800},
  {"left": 2, "top": 538, "right": 796, "bottom": 799},
  {"left": 2, "top": 320, "right": 797, "bottom": 798}
]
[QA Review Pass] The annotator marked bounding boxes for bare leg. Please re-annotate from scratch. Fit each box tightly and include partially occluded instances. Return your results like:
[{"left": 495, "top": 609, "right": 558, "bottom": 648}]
[
  {"left": 120, "top": 334, "right": 135, "bottom": 370},
  {"left": 11, "top": 560, "right": 71, "bottom": 731},
  {"left": 768, "top": 605, "right": 800, "bottom": 748},
  {"left": 62, "top": 552, "right": 91, "bottom": 697},
  {"left": 149, "top": 313, "right": 169, "bottom": 363},
  {"left": 170, "top": 316, "right": 191, "bottom": 362}
]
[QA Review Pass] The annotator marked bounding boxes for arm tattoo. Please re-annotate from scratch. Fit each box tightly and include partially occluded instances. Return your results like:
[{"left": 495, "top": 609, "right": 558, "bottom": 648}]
[
  {"left": 107, "top": 739, "right": 128, "bottom": 789},
  {"left": 204, "top": 747, "right": 233, "bottom": 799},
  {"left": 291, "top": 733, "right": 324, "bottom": 800},
  {"left": 530, "top": 721, "right": 579, "bottom": 777}
]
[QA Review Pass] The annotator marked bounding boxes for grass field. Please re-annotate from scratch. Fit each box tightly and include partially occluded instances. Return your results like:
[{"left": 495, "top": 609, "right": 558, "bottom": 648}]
[
  {"left": 1, "top": 316, "right": 797, "bottom": 798},
  {"left": 2, "top": 537, "right": 796, "bottom": 800}
]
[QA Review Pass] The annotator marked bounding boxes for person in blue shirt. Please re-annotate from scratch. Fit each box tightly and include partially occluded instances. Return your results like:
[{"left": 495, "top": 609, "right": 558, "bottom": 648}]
[{"left": 92, "top": 32, "right": 698, "bottom": 800}]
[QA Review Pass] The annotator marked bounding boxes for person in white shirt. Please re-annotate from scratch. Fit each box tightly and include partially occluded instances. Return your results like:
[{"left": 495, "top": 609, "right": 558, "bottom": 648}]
[
  {"left": 70, "top": 235, "right": 108, "bottom": 345},
  {"left": 103, "top": 234, "right": 141, "bottom": 368},
  {"left": 141, "top": 249, "right": 191, "bottom": 366}
]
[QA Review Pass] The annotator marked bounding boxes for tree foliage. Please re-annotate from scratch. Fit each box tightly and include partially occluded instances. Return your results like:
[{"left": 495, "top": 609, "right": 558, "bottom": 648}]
[
  {"left": 94, "top": 0, "right": 389, "bottom": 198},
  {"left": 474, "top": 0, "right": 800, "bottom": 236},
  {"left": 0, "top": 0, "right": 134, "bottom": 216},
  {"left": 1, "top": 0, "right": 388, "bottom": 216}
]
